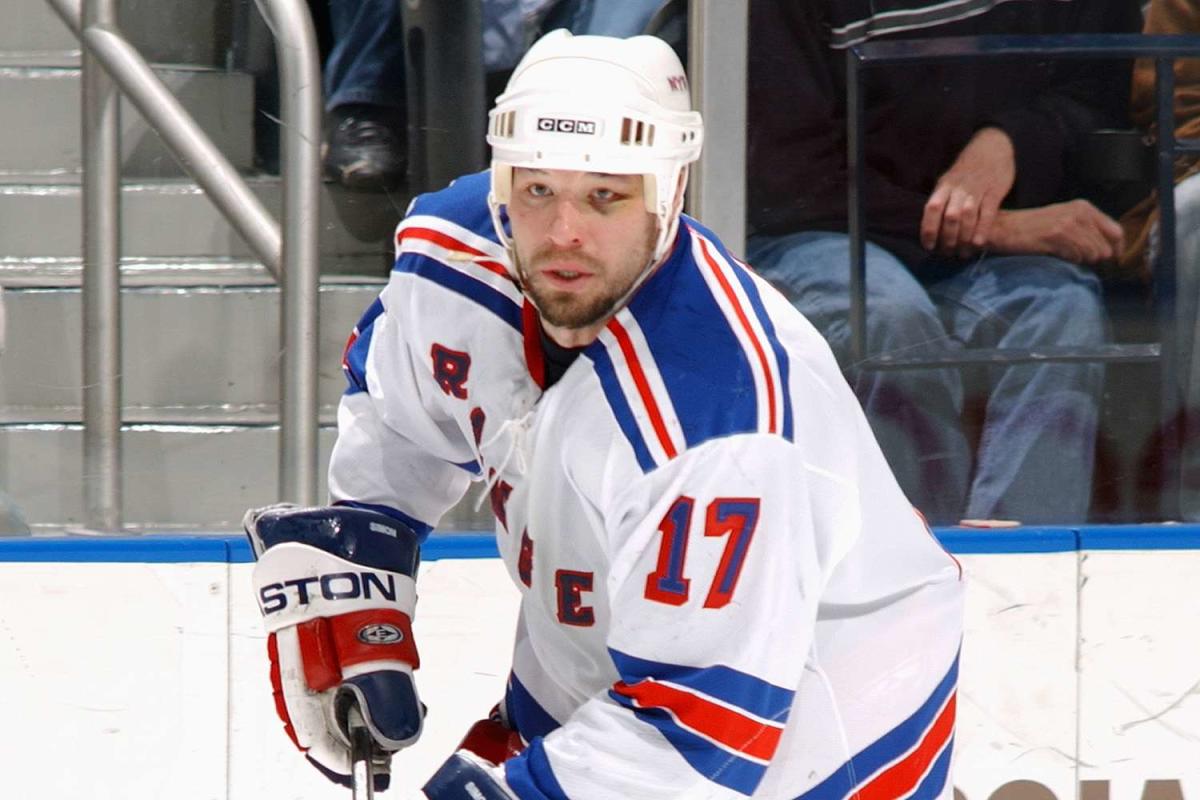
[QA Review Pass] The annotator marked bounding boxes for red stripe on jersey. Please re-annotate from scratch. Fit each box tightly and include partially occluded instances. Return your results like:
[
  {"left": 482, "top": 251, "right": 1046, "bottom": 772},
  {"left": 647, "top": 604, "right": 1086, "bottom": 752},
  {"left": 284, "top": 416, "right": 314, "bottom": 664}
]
[
  {"left": 397, "top": 227, "right": 511, "bottom": 279},
  {"left": 606, "top": 317, "right": 678, "bottom": 460},
  {"left": 612, "top": 679, "right": 783, "bottom": 762},
  {"left": 341, "top": 327, "right": 360, "bottom": 371},
  {"left": 857, "top": 691, "right": 957, "bottom": 800},
  {"left": 698, "top": 238, "right": 778, "bottom": 435},
  {"left": 521, "top": 300, "right": 547, "bottom": 389}
]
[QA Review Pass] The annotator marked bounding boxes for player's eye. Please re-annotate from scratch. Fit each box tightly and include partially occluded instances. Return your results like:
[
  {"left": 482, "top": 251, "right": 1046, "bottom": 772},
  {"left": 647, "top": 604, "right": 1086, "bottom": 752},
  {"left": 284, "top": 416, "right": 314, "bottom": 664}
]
[
  {"left": 526, "top": 183, "right": 552, "bottom": 198},
  {"left": 590, "top": 188, "right": 620, "bottom": 205}
]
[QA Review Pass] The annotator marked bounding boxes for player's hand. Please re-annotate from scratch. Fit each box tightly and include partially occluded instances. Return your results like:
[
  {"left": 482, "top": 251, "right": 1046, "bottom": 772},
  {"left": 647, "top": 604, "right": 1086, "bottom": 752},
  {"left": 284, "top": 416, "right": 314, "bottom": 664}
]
[
  {"left": 986, "top": 200, "right": 1124, "bottom": 265},
  {"left": 921, "top": 127, "right": 1016, "bottom": 256},
  {"left": 245, "top": 503, "right": 425, "bottom": 792}
]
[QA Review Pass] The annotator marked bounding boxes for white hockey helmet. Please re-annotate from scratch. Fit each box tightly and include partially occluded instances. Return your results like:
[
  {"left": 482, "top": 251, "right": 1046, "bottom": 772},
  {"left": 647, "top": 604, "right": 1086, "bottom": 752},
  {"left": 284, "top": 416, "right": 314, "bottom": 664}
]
[{"left": 487, "top": 29, "right": 704, "bottom": 264}]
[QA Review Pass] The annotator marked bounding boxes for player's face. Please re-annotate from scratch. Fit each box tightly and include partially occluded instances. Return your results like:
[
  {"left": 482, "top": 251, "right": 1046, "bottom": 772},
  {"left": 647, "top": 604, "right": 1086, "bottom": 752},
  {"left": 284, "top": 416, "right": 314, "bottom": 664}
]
[{"left": 508, "top": 168, "right": 658, "bottom": 347}]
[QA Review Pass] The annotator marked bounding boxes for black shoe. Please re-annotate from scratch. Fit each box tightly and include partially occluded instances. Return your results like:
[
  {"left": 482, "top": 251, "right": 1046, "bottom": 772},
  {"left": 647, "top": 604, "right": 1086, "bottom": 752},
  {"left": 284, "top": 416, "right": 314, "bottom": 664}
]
[{"left": 322, "top": 104, "right": 407, "bottom": 192}]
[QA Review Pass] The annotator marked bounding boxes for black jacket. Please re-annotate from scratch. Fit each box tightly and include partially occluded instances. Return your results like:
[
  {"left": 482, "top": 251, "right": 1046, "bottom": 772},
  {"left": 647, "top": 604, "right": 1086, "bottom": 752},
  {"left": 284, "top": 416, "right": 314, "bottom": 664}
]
[{"left": 746, "top": 0, "right": 1142, "bottom": 274}]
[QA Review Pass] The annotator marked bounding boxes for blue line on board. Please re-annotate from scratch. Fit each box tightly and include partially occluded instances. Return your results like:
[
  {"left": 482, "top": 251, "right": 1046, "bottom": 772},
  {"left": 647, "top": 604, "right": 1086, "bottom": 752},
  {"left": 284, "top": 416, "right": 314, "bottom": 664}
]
[{"left": 0, "top": 525, "right": 1198, "bottom": 563}]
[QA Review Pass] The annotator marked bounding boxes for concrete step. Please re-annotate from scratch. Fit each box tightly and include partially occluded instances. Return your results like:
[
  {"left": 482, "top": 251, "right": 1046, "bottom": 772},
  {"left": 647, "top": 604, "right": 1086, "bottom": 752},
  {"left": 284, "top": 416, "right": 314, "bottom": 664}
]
[
  {"left": 3, "top": 0, "right": 232, "bottom": 68},
  {"left": 0, "top": 176, "right": 403, "bottom": 265},
  {"left": 0, "top": 65, "right": 253, "bottom": 177},
  {"left": 0, "top": 280, "right": 385, "bottom": 417},
  {"left": 0, "top": 423, "right": 495, "bottom": 531}
]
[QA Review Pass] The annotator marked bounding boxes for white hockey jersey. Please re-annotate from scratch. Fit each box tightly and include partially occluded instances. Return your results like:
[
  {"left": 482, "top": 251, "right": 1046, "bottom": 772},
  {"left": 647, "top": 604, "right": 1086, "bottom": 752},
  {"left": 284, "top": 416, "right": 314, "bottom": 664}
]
[{"left": 328, "top": 171, "right": 965, "bottom": 799}]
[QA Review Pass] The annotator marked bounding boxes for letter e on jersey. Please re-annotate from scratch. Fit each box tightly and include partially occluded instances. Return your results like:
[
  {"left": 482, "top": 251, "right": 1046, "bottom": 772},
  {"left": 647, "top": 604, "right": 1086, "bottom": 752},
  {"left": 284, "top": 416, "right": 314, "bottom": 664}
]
[{"left": 555, "top": 569, "right": 594, "bottom": 626}]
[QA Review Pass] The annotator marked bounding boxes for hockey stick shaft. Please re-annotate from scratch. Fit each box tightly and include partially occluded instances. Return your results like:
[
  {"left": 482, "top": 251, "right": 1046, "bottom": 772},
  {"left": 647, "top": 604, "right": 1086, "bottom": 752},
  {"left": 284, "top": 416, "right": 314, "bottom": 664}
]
[{"left": 347, "top": 705, "right": 374, "bottom": 800}]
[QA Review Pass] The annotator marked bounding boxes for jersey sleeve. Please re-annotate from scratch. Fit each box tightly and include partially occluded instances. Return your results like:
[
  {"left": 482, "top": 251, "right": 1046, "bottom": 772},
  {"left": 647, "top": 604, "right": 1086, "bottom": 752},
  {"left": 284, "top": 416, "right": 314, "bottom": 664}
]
[
  {"left": 502, "top": 432, "right": 861, "bottom": 799},
  {"left": 327, "top": 280, "right": 474, "bottom": 538}
]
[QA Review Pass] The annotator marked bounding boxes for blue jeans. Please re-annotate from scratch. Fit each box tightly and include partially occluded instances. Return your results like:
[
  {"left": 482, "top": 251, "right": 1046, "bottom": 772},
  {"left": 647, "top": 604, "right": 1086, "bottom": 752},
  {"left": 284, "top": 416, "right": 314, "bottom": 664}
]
[
  {"left": 323, "top": 0, "right": 662, "bottom": 113},
  {"left": 747, "top": 231, "right": 1107, "bottom": 524},
  {"left": 543, "top": 0, "right": 666, "bottom": 36},
  {"left": 324, "top": 0, "right": 407, "bottom": 112}
]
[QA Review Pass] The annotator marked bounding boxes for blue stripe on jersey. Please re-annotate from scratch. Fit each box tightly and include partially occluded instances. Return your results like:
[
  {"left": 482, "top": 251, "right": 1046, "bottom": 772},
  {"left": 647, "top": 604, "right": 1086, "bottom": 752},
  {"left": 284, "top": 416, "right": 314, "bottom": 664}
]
[
  {"left": 609, "top": 648, "right": 794, "bottom": 724},
  {"left": 332, "top": 500, "right": 433, "bottom": 543},
  {"left": 343, "top": 297, "right": 384, "bottom": 396},
  {"left": 407, "top": 170, "right": 500, "bottom": 238},
  {"left": 504, "top": 738, "right": 570, "bottom": 800},
  {"left": 730, "top": 259, "right": 794, "bottom": 442},
  {"left": 796, "top": 651, "right": 960, "bottom": 800},
  {"left": 606, "top": 690, "right": 768, "bottom": 796},
  {"left": 393, "top": 253, "right": 521, "bottom": 332},
  {"left": 505, "top": 672, "right": 562, "bottom": 742},
  {"left": 622, "top": 224, "right": 764, "bottom": 452},
  {"left": 453, "top": 458, "right": 482, "bottom": 476},
  {"left": 911, "top": 734, "right": 954, "bottom": 799},
  {"left": 582, "top": 345, "right": 657, "bottom": 472}
]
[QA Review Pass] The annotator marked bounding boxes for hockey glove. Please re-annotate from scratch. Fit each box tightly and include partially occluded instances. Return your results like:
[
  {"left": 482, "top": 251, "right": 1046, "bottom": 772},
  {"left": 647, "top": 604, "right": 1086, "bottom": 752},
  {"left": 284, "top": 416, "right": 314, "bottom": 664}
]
[
  {"left": 424, "top": 750, "right": 518, "bottom": 800},
  {"left": 456, "top": 706, "right": 525, "bottom": 765},
  {"left": 246, "top": 503, "right": 424, "bottom": 791}
]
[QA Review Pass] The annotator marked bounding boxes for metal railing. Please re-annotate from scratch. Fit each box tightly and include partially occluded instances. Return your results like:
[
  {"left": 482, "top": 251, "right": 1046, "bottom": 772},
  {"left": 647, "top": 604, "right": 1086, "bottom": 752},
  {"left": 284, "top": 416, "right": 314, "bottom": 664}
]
[
  {"left": 46, "top": 0, "right": 322, "bottom": 529},
  {"left": 846, "top": 34, "right": 1200, "bottom": 518},
  {"left": 687, "top": 0, "right": 747, "bottom": 255}
]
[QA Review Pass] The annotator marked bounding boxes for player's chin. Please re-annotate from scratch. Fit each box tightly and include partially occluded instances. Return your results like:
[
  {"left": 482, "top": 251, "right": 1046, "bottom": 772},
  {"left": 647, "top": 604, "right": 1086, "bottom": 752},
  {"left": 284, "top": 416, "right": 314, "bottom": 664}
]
[{"left": 541, "top": 299, "right": 611, "bottom": 331}]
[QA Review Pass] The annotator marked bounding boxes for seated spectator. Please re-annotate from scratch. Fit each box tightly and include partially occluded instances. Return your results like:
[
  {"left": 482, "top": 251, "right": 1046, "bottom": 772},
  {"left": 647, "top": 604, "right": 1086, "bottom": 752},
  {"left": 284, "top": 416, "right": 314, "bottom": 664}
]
[
  {"left": 321, "top": 0, "right": 668, "bottom": 192},
  {"left": 1117, "top": 0, "right": 1200, "bottom": 519},
  {"left": 746, "top": 0, "right": 1140, "bottom": 524}
]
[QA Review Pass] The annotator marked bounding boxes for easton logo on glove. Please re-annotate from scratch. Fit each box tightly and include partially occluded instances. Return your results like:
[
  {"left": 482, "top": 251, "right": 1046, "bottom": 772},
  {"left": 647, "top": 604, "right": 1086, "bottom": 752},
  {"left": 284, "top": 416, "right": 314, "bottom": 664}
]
[
  {"left": 260, "top": 570, "right": 398, "bottom": 614},
  {"left": 358, "top": 623, "right": 405, "bottom": 644}
]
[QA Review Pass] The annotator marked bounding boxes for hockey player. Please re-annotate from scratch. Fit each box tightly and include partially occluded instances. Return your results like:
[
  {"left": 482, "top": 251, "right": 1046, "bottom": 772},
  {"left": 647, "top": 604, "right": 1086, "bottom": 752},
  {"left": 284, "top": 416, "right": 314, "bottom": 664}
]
[{"left": 245, "top": 29, "right": 965, "bottom": 799}]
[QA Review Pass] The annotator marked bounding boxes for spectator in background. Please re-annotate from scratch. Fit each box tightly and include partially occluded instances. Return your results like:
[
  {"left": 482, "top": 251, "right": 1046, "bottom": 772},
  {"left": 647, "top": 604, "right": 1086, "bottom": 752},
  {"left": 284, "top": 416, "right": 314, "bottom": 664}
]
[
  {"left": 321, "top": 0, "right": 668, "bottom": 192},
  {"left": 1117, "top": 0, "right": 1200, "bottom": 519},
  {"left": 745, "top": 0, "right": 1141, "bottom": 524}
]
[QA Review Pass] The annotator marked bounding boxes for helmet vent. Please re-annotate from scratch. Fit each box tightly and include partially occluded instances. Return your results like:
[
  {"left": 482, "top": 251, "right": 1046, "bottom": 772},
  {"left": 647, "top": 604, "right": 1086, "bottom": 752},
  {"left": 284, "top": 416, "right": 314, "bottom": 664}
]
[
  {"left": 491, "top": 111, "right": 516, "bottom": 139},
  {"left": 620, "top": 117, "right": 656, "bottom": 147}
]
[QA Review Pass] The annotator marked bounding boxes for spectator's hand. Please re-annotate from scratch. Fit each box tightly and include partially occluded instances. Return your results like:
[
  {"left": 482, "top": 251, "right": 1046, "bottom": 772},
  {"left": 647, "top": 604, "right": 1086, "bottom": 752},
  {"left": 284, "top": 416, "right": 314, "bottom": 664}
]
[
  {"left": 921, "top": 127, "right": 1016, "bottom": 256},
  {"left": 987, "top": 200, "right": 1124, "bottom": 265}
]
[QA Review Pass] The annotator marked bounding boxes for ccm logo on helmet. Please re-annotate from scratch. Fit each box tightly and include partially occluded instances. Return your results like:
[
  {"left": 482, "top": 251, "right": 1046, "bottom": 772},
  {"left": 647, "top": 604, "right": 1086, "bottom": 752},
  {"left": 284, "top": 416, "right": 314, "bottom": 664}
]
[
  {"left": 537, "top": 117, "right": 597, "bottom": 135},
  {"left": 259, "top": 571, "right": 397, "bottom": 614}
]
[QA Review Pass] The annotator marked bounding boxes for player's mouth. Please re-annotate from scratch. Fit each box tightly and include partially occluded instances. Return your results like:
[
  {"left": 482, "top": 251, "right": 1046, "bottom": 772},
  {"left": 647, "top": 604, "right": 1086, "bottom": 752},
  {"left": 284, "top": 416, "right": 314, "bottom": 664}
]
[{"left": 539, "top": 264, "right": 595, "bottom": 289}]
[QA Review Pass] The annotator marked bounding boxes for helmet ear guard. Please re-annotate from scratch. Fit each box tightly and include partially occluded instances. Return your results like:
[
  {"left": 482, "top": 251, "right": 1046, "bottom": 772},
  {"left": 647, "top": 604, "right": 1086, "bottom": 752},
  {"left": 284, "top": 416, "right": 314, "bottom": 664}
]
[{"left": 486, "top": 30, "right": 703, "bottom": 265}]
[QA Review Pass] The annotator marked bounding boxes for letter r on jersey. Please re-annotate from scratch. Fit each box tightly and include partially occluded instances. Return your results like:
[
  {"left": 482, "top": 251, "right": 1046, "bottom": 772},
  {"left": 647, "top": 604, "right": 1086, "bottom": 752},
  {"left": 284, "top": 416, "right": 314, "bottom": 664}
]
[{"left": 431, "top": 343, "right": 471, "bottom": 399}]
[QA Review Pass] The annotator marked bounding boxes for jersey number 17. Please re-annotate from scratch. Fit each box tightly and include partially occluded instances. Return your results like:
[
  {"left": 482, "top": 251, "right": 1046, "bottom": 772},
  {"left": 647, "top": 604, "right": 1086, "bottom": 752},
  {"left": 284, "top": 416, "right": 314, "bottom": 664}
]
[{"left": 645, "top": 496, "right": 760, "bottom": 609}]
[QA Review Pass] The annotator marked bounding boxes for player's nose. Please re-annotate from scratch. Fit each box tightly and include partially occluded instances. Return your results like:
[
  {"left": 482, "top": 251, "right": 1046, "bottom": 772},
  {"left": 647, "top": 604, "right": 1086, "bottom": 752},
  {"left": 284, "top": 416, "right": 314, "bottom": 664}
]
[{"left": 546, "top": 200, "right": 584, "bottom": 248}]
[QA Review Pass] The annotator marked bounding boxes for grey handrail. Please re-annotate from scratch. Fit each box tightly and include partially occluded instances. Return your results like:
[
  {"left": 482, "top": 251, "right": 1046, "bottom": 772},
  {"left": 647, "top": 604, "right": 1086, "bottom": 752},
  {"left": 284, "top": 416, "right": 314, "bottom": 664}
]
[{"left": 47, "top": 0, "right": 323, "bottom": 528}]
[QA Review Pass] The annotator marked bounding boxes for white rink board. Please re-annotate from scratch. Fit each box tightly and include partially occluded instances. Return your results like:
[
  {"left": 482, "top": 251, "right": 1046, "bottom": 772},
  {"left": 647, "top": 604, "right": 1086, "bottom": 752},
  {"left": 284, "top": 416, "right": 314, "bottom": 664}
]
[
  {"left": 0, "top": 562, "right": 231, "bottom": 800},
  {"left": 954, "top": 552, "right": 1079, "bottom": 800},
  {"left": 0, "top": 533, "right": 1198, "bottom": 800},
  {"left": 1077, "top": 550, "right": 1200, "bottom": 798}
]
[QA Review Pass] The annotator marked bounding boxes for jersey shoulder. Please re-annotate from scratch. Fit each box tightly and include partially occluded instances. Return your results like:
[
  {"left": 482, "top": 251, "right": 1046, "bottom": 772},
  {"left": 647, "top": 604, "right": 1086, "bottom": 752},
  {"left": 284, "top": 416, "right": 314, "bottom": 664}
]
[
  {"left": 579, "top": 219, "right": 798, "bottom": 474},
  {"left": 389, "top": 170, "right": 524, "bottom": 334},
  {"left": 401, "top": 170, "right": 500, "bottom": 244}
]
